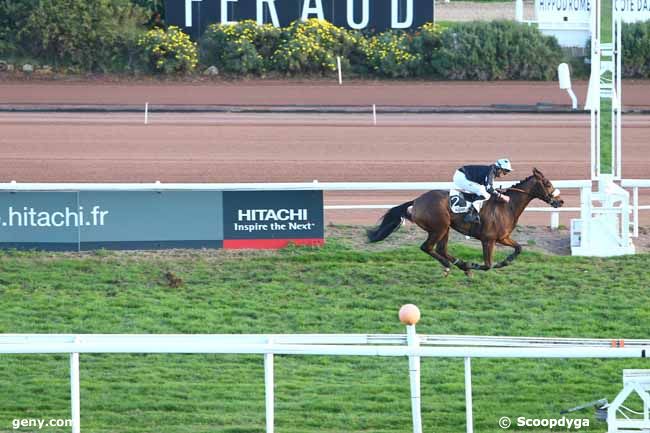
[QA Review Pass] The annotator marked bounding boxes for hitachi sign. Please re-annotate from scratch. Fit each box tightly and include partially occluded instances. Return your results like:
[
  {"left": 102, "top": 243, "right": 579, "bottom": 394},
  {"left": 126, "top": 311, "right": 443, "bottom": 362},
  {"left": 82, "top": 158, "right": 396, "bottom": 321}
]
[{"left": 238, "top": 208, "right": 308, "bottom": 221}]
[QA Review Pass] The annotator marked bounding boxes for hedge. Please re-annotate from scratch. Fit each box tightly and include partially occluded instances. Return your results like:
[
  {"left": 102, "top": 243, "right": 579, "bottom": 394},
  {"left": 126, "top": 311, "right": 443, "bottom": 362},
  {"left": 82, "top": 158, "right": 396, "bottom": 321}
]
[
  {"left": 3, "top": 1, "right": 650, "bottom": 80},
  {"left": 622, "top": 21, "right": 650, "bottom": 78},
  {"left": 200, "top": 19, "right": 563, "bottom": 80},
  {"left": 425, "top": 21, "right": 563, "bottom": 80}
]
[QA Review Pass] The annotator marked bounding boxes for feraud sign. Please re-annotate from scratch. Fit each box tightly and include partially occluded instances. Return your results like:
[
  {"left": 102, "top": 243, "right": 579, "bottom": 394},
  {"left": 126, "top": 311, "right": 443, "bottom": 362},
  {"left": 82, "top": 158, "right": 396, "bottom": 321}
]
[{"left": 165, "top": 0, "right": 434, "bottom": 37}]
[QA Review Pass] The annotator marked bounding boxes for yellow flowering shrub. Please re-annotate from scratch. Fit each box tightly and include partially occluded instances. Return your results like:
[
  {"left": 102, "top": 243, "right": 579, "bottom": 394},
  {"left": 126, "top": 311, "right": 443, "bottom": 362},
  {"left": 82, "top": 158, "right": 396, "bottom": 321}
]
[
  {"left": 138, "top": 26, "right": 198, "bottom": 74},
  {"left": 361, "top": 30, "right": 421, "bottom": 78},
  {"left": 201, "top": 20, "right": 281, "bottom": 74},
  {"left": 271, "top": 19, "right": 361, "bottom": 75}
]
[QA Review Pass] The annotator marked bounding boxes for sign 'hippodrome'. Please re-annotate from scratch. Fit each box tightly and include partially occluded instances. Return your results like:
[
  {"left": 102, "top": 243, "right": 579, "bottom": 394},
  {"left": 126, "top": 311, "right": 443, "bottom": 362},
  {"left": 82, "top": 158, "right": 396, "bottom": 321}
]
[{"left": 536, "top": 0, "right": 650, "bottom": 27}]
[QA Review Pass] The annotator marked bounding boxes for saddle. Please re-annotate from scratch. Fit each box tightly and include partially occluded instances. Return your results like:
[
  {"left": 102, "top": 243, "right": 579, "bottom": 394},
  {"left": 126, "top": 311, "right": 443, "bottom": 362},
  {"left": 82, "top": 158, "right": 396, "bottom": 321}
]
[{"left": 449, "top": 190, "right": 483, "bottom": 214}]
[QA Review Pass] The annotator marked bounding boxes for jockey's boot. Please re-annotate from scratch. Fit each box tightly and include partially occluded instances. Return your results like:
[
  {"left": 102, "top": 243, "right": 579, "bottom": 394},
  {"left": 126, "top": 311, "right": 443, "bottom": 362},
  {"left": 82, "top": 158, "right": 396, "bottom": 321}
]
[{"left": 463, "top": 206, "right": 480, "bottom": 224}]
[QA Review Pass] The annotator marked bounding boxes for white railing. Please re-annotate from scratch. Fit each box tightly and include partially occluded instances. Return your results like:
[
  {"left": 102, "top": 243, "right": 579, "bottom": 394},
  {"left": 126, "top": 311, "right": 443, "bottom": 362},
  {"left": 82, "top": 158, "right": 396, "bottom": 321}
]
[
  {"left": 1, "top": 179, "right": 648, "bottom": 234},
  {"left": 5, "top": 328, "right": 650, "bottom": 433},
  {"left": 621, "top": 180, "right": 650, "bottom": 237},
  {"left": 0, "top": 180, "right": 591, "bottom": 192}
]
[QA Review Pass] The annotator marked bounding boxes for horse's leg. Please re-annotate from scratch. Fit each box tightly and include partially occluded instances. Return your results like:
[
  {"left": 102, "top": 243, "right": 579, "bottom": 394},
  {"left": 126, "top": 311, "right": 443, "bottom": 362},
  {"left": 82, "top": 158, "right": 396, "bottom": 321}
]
[
  {"left": 474, "top": 239, "right": 496, "bottom": 271},
  {"left": 420, "top": 231, "right": 453, "bottom": 276},
  {"left": 435, "top": 230, "right": 473, "bottom": 276},
  {"left": 493, "top": 236, "right": 523, "bottom": 268}
]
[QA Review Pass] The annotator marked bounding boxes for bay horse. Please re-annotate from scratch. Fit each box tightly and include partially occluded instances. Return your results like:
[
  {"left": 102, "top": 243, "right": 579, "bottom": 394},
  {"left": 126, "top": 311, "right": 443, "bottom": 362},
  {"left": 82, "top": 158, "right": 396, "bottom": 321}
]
[{"left": 367, "top": 168, "right": 564, "bottom": 276}]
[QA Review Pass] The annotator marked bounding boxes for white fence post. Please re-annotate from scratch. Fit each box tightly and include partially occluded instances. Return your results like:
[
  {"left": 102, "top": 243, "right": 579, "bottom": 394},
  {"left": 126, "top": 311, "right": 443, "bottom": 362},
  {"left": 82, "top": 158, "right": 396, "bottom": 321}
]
[
  {"left": 464, "top": 357, "right": 473, "bottom": 433},
  {"left": 406, "top": 325, "right": 422, "bottom": 433},
  {"left": 70, "top": 336, "right": 81, "bottom": 433},
  {"left": 337, "top": 56, "right": 342, "bottom": 85},
  {"left": 633, "top": 187, "right": 639, "bottom": 237},
  {"left": 515, "top": 0, "right": 524, "bottom": 21},
  {"left": 550, "top": 212, "right": 560, "bottom": 229},
  {"left": 265, "top": 339, "right": 274, "bottom": 433}
]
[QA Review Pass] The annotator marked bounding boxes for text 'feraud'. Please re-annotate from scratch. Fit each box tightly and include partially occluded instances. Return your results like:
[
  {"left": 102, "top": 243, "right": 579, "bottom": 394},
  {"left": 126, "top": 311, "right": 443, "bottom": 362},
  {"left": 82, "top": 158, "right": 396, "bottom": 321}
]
[{"left": 166, "top": 0, "right": 434, "bottom": 35}]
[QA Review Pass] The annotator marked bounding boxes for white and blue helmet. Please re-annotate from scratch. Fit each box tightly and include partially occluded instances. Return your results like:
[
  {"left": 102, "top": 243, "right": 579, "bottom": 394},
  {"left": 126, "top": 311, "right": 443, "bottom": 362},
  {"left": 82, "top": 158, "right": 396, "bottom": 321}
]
[{"left": 495, "top": 158, "right": 513, "bottom": 172}]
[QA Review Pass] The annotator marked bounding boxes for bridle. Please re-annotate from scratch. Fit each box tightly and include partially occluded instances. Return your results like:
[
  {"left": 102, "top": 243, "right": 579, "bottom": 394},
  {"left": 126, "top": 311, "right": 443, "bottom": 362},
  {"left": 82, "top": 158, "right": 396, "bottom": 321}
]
[{"left": 505, "top": 185, "right": 561, "bottom": 205}]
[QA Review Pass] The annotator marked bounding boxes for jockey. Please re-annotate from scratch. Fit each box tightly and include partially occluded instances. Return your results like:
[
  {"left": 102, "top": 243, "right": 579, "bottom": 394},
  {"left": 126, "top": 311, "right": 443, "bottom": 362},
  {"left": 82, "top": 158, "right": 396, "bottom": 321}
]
[{"left": 452, "top": 158, "right": 513, "bottom": 223}]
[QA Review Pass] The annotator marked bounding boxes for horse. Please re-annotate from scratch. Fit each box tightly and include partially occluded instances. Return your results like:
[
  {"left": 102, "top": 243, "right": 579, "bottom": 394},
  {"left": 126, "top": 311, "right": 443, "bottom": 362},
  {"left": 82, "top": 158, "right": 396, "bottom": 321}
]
[{"left": 367, "top": 168, "right": 564, "bottom": 276}]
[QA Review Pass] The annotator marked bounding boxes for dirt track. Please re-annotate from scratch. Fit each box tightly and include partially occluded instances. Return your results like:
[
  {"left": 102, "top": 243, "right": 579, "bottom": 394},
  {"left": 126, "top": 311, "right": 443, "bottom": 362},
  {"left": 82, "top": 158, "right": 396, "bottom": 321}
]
[
  {"left": 1, "top": 80, "right": 649, "bottom": 229},
  {"left": 1, "top": 110, "right": 649, "bottom": 228},
  {"left": 2, "top": 79, "right": 650, "bottom": 109}
]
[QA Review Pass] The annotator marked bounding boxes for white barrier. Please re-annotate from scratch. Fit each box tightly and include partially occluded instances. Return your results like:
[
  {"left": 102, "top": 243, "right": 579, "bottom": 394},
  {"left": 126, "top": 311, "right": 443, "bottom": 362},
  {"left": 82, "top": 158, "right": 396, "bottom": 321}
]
[
  {"left": 4, "top": 327, "right": 650, "bottom": 433},
  {"left": 621, "top": 180, "right": 650, "bottom": 237},
  {"left": 0, "top": 179, "right": 648, "bottom": 234}
]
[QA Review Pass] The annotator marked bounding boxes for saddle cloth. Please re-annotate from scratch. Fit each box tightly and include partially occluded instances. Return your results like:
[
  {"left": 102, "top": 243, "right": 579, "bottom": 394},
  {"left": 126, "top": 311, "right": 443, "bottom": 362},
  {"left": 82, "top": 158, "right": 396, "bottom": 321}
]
[{"left": 449, "top": 190, "right": 482, "bottom": 214}]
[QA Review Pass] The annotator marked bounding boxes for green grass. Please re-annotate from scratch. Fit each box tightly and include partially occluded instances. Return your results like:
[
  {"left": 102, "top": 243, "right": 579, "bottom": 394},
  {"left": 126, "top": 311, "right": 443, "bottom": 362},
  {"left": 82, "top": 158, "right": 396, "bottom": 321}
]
[
  {"left": 599, "top": 0, "right": 614, "bottom": 175},
  {"left": 0, "top": 239, "right": 648, "bottom": 433},
  {"left": 601, "top": 98, "right": 613, "bottom": 174}
]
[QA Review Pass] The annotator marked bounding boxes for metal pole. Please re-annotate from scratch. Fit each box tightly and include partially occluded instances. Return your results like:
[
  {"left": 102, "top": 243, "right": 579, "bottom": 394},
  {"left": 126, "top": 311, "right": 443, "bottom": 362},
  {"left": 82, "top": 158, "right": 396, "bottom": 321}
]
[
  {"left": 616, "top": 11, "right": 622, "bottom": 179},
  {"left": 70, "top": 337, "right": 80, "bottom": 433},
  {"left": 372, "top": 104, "right": 377, "bottom": 125},
  {"left": 265, "top": 339, "right": 274, "bottom": 433},
  {"left": 406, "top": 325, "right": 422, "bottom": 433},
  {"left": 145, "top": 102, "right": 149, "bottom": 125},
  {"left": 464, "top": 357, "right": 473, "bottom": 433}
]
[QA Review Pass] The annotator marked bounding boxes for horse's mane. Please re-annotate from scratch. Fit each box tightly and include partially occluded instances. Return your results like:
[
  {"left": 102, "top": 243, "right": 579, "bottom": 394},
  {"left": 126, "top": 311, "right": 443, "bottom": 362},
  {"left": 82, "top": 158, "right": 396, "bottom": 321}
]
[{"left": 509, "top": 174, "right": 535, "bottom": 190}]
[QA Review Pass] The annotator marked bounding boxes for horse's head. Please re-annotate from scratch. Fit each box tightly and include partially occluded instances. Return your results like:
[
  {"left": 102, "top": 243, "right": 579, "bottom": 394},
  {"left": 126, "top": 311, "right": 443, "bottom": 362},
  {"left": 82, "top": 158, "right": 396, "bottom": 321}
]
[{"left": 531, "top": 168, "right": 564, "bottom": 208}]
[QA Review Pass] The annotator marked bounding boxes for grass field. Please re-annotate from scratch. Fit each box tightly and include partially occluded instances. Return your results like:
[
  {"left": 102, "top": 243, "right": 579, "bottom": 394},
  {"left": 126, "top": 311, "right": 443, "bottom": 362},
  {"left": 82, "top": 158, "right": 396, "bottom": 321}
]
[{"left": 0, "top": 229, "right": 648, "bottom": 433}]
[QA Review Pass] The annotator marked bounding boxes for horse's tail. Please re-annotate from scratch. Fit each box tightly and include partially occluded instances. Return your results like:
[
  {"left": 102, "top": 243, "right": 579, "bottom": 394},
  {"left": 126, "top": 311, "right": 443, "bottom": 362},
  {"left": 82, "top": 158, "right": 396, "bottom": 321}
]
[{"left": 367, "top": 200, "right": 414, "bottom": 243}]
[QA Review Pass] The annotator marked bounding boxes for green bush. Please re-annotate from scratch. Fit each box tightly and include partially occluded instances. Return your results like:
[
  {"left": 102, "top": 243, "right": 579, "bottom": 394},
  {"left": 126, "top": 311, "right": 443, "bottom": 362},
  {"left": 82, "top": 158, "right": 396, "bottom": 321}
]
[
  {"left": 271, "top": 19, "right": 361, "bottom": 75},
  {"left": 361, "top": 30, "right": 421, "bottom": 77},
  {"left": 200, "top": 20, "right": 282, "bottom": 74},
  {"left": 411, "top": 22, "right": 445, "bottom": 76},
  {"left": 19, "top": 0, "right": 147, "bottom": 72},
  {"left": 622, "top": 21, "right": 650, "bottom": 78},
  {"left": 429, "top": 21, "right": 563, "bottom": 80},
  {"left": 0, "top": 0, "right": 39, "bottom": 57},
  {"left": 130, "top": 0, "right": 164, "bottom": 13},
  {"left": 138, "top": 26, "right": 198, "bottom": 74}
]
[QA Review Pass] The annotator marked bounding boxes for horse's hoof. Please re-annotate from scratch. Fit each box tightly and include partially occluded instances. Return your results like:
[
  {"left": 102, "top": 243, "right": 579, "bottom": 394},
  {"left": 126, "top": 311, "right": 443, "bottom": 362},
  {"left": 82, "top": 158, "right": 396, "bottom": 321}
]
[
  {"left": 464, "top": 270, "right": 473, "bottom": 278},
  {"left": 442, "top": 268, "right": 451, "bottom": 277}
]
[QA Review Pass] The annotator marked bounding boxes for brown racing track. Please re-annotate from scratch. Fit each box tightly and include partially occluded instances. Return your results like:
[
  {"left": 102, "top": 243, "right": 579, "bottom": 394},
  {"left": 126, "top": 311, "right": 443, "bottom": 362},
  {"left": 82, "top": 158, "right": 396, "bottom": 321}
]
[
  {"left": 2, "top": 79, "right": 650, "bottom": 109},
  {"left": 1, "top": 80, "right": 649, "bottom": 227}
]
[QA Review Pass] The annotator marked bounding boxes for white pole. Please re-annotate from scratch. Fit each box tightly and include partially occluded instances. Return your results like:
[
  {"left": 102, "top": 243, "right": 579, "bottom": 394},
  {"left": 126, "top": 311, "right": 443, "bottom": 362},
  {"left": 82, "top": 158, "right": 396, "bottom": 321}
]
[
  {"left": 372, "top": 104, "right": 377, "bottom": 125},
  {"left": 337, "top": 56, "right": 342, "bottom": 85},
  {"left": 633, "top": 187, "right": 639, "bottom": 237},
  {"left": 265, "top": 347, "right": 274, "bottom": 433},
  {"left": 406, "top": 325, "right": 422, "bottom": 433},
  {"left": 70, "top": 337, "right": 80, "bottom": 433},
  {"left": 551, "top": 212, "right": 560, "bottom": 229},
  {"left": 616, "top": 12, "right": 622, "bottom": 179},
  {"left": 515, "top": 0, "right": 524, "bottom": 21},
  {"left": 145, "top": 102, "right": 149, "bottom": 125},
  {"left": 567, "top": 88, "right": 578, "bottom": 110},
  {"left": 464, "top": 357, "right": 474, "bottom": 433}
]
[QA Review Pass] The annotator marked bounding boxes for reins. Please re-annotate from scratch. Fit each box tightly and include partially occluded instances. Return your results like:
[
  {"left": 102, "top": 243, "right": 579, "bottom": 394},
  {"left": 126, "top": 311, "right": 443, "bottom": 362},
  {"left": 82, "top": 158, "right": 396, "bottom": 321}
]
[
  {"left": 505, "top": 187, "right": 533, "bottom": 196},
  {"left": 506, "top": 186, "right": 553, "bottom": 203}
]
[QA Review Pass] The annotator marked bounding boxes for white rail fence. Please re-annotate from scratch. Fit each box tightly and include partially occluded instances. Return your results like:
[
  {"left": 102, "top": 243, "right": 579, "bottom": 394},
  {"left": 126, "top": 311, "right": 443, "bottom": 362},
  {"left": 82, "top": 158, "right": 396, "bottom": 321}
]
[
  {"left": 4, "top": 329, "right": 650, "bottom": 433},
  {"left": 2, "top": 179, "right": 649, "bottom": 235}
]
